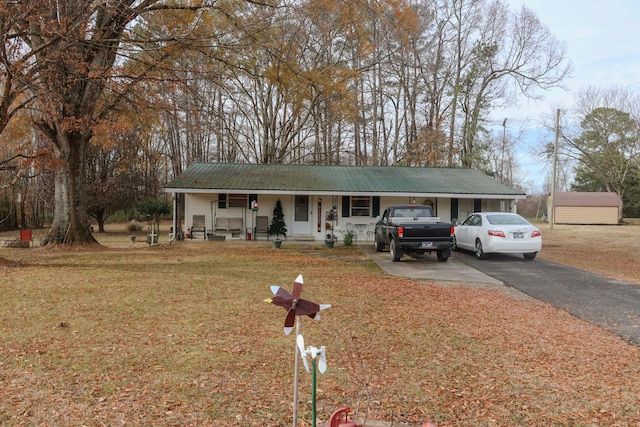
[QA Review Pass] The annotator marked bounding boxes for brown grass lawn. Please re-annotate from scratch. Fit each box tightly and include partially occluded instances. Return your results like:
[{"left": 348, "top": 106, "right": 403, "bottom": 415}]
[
  {"left": 536, "top": 222, "right": 640, "bottom": 286},
  {"left": 0, "top": 223, "right": 639, "bottom": 426}
]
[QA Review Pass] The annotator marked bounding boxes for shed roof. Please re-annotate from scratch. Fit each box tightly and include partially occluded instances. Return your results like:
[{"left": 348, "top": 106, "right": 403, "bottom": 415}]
[
  {"left": 165, "top": 163, "right": 525, "bottom": 199},
  {"left": 554, "top": 192, "right": 621, "bottom": 207}
]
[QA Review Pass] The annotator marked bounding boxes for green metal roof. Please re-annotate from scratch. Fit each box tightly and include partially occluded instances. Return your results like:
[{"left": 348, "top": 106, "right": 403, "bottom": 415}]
[{"left": 164, "top": 162, "right": 525, "bottom": 197}]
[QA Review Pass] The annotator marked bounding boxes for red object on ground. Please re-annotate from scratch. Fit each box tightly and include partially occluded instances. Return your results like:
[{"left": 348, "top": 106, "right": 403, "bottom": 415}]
[
  {"left": 20, "top": 230, "right": 32, "bottom": 241},
  {"left": 329, "top": 407, "right": 357, "bottom": 427}
]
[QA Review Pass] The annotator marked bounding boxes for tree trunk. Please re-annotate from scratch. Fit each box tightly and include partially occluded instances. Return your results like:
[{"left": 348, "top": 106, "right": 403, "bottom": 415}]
[
  {"left": 43, "top": 131, "right": 97, "bottom": 246},
  {"left": 97, "top": 210, "right": 106, "bottom": 233}
]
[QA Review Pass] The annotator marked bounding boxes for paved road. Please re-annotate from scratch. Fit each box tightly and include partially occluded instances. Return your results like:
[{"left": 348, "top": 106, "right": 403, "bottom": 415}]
[{"left": 359, "top": 244, "right": 640, "bottom": 346}]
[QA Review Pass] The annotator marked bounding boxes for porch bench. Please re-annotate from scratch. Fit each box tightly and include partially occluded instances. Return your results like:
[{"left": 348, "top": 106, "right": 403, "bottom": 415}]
[{"left": 214, "top": 217, "right": 244, "bottom": 238}]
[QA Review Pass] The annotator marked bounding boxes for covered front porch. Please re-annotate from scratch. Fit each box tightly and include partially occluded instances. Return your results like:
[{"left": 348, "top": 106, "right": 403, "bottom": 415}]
[
  {"left": 177, "top": 192, "right": 516, "bottom": 242},
  {"left": 164, "top": 163, "right": 526, "bottom": 241}
]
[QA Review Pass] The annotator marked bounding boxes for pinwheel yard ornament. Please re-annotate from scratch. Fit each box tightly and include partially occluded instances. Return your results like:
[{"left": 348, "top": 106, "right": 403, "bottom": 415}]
[
  {"left": 264, "top": 274, "right": 331, "bottom": 335},
  {"left": 264, "top": 274, "right": 330, "bottom": 427}
]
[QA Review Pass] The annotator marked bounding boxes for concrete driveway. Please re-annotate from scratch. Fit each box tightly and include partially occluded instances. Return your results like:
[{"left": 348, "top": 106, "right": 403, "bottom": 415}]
[
  {"left": 359, "top": 243, "right": 640, "bottom": 346},
  {"left": 358, "top": 243, "right": 505, "bottom": 286}
]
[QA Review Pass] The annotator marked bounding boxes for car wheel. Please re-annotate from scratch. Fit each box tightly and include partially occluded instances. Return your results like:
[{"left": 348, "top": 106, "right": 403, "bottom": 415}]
[
  {"left": 374, "top": 234, "right": 385, "bottom": 252},
  {"left": 436, "top": 250, "right": 448, "bottom": 262},
  {"left": 390, "top": 238, "right": 403, "bottom": 262},
  {"left": 523, "top": 252, "right": 537, "bottom": 260},
  {"left": 475, "top": 239, "right": 487, "bottom": 259},
  {"left": 452, "top": 236, "right": 459, "bottom": 251}
]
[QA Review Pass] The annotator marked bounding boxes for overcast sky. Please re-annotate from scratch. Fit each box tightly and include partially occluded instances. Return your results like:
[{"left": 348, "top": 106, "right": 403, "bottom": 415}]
[
  {"left": 492, "top": 0, "right": 640, "bottom": 191},
  {"left": 498, "top": 0, "right": 640, "bottom": 119}
]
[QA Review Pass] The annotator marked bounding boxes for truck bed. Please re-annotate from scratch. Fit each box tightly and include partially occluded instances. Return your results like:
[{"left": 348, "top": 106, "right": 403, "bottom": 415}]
[{"left": 374, "top": 205, "right": 454, "bottom": 262}]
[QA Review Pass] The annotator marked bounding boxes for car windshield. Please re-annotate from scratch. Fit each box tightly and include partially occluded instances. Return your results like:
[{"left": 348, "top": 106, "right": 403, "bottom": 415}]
[{"left": 486, "top": 214, "right": 530, "bottom": 226}]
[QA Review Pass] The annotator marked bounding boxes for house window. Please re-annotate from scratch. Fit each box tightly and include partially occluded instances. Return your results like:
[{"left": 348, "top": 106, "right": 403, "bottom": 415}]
[
  {"left": 228, "top": 194, "right": 248, "bottom": 208},
  {"left": 351, "top": 196, "right": 371, "bottom": 217}
]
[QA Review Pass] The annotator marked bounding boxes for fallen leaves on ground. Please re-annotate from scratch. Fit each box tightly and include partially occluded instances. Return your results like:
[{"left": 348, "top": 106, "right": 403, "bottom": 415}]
[{"left": 0, "top": 229, "right": 639, "bottom": 426}]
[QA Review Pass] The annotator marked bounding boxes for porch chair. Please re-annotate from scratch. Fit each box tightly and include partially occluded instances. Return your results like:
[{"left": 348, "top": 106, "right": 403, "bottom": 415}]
[
  {"left": 254, "top": 215, "right": 269, "bottom": 240},
  {"left": 228, "top": 217, "right": 244, "bottom": 238},
  {"left": 190, "top": 215, "right": 206, "bottom": 240}
]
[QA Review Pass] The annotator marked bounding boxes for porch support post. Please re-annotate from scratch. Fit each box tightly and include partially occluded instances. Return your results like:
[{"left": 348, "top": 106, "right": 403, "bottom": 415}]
[{"left": 172, "top": 194, "right": 177, "bottom": 241}]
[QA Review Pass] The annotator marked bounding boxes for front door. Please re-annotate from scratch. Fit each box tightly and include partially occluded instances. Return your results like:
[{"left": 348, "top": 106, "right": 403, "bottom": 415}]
[{"left": 291, "top": 195, "right": 311, "bottom": 235}]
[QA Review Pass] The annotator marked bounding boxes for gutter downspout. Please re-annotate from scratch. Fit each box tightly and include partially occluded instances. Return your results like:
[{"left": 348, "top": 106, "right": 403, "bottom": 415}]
[{"left": 210, "top": 201, "right": 217, "bottom": 232}]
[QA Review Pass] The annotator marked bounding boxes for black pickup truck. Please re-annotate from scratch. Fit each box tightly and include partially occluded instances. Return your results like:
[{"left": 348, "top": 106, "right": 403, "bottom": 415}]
[{"left": 374, "top": 205, "right": 455, "bottom": 262}]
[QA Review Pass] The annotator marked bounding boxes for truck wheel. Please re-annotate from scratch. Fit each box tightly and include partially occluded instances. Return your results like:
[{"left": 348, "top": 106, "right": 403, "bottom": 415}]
[
  {"left": 390, "top": 239, "right": 403, "bottom": 262},
  {"left": 523, "top": 252, "right": 537, "bottom": 260},
  {"left": 475, "top": 239, "right": 487, "bottom": 259},
  {"left": 437, "top": 250, "right": 448, "bottom": 262},
  {"left": 374, "top": 234, "right": 385, "bottom": 252}
]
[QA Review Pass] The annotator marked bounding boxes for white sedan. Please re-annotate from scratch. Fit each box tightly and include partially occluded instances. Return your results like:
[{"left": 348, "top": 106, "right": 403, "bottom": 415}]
[{"left": 453, "top": 212, "right": 542, "bottom": 260}]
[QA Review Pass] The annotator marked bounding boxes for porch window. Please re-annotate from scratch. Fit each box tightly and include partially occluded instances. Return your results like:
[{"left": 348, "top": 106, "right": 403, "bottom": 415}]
[
  {"left": 351, "top": 196, "right": 371, "bottom": 217},
  {"left": 228, "top": 194, "right": 248, "bottom": 208}
]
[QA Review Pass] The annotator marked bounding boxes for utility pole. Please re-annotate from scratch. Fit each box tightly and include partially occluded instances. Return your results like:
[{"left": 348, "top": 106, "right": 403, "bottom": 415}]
[
  {"left": 550, "top": 109, "right": 560, "bottom": 230},
  {"left": 502, "top": 118, "right": 507, "bottom": 183}
]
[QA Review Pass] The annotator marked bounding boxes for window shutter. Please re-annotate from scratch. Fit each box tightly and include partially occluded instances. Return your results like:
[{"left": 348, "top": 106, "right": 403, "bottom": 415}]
[
  {"left": 218, "top": 194, "right": 227, "bottom": 209},
  {"left": 372, "top": 196, "right": 380, "bottom": 217},
  {"left": 342, "top": 196, "right": 350, "bottom": 217},
  {"left": 249, "top": 194, "right": 258, "bottom": 209},
  {"left": 450, "top": 198, "right": 459, "bottom": 222}
]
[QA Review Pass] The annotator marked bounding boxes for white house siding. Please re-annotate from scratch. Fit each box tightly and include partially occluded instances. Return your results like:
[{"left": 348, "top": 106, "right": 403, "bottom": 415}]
[
  {"left": 185, "top": 193, "right": 294, "bottom": 239},
  {"left": 184, "top": 193, "right": 515, "bottom": 240},
  {"left": 250, "top": 194, "right": 282, "bottom": 235},
  {"left": 185, "top": 193, "right": 259, "bottom": 237},
  {"left": 435, "top": 198, "right": 452, "bottom": 222},
  {"left": 185, "top": 193, "right": 215, "bottom": 232},
  {"left": 454, "top": 198, "right": 515, "bottom": 223},
  {"left": 482, "top": 199, "right": 510, "bottom": 213}
]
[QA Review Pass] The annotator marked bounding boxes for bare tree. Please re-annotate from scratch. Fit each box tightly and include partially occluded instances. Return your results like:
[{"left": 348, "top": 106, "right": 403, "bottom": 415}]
[
  {"left": 456, "top": 1, "right": 570, "bottom": 167},
  {"left": 444, "top": 0, "right": 485, "bottom": 166}
]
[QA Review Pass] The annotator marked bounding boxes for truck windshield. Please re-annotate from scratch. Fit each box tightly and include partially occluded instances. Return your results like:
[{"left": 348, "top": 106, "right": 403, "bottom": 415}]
[
  {"left": 413, "top": 208, "right": 431, "bottom": 218},
  {"left": 393, "top": 207, "right": 431, "bottom": 218}
]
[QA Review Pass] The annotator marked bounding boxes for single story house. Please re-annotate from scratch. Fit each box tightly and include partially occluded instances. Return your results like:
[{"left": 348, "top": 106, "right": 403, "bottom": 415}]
[
  {"left": 549, "top": 192, "right": 621, "bottom": 225},
  {"left": 164, "top": 162, "right": 526, "bottom": 241}
]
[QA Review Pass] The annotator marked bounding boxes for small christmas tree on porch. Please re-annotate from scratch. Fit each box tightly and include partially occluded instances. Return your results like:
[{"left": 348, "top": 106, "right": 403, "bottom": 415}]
[{"left": 268, "top": 199, "right": 287, "bottom": 240}]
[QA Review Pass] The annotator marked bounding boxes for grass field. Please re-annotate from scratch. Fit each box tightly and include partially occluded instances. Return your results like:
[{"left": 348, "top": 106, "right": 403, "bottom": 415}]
[
  {"left": 536, "top": 222, "right": 640, "bottom": 286},
  {"left": 1, "top": 223, "right": 639, "bottom": 426}
]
